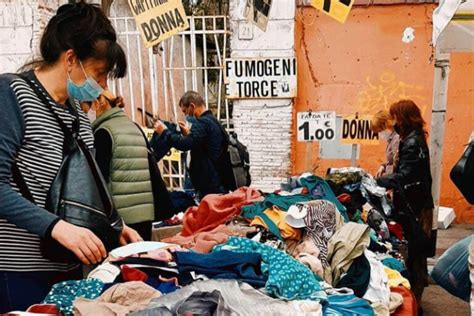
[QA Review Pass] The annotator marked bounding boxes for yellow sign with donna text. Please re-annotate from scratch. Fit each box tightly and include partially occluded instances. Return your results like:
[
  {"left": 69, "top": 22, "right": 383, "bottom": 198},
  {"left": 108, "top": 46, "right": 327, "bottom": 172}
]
[
  {"left": 128, "top": 0, "right": 189, "bottom": 48},
  {"left": 310, "top": 0, "right": 354, "bottom": 24},
  {"left": 341, "top": 115, "right": 380, "bottom": 145}
]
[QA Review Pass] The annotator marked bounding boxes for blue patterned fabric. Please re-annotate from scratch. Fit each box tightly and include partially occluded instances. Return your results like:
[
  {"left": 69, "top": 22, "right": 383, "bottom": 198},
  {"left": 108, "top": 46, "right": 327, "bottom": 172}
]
[
  {"left": 43, "top": 279, "right": 104, "bottom": 316},
  {"left": 213, "top": 237, "right": 326, "bottom": 301},
  {"left": 323, "top": 293, "right": 374, "bottom": 316}
]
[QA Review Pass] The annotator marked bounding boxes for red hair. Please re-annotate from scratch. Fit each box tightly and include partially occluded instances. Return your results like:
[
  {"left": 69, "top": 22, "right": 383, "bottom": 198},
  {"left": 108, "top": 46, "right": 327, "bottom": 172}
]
[{"left": 389, "top": 100, "right": 427, "bottom": 140}]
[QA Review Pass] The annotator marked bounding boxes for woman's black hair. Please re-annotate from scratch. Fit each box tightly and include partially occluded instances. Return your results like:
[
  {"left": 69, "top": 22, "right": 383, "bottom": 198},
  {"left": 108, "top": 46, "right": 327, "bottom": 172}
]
[{"left": 25, "top": 1, "right": 126, "bottom": 78}]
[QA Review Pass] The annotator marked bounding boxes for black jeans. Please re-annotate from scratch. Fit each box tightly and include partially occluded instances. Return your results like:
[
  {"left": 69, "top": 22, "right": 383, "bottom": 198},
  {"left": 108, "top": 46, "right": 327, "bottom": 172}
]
[{"left": 0, "top": 267, "right": 82, "bottom": 314}]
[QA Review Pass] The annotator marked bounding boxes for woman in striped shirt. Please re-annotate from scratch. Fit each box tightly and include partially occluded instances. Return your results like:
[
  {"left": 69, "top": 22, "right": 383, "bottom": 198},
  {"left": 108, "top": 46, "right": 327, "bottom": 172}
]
[{"left": 0, "top": 1, "right": 140, "bottom": 312}]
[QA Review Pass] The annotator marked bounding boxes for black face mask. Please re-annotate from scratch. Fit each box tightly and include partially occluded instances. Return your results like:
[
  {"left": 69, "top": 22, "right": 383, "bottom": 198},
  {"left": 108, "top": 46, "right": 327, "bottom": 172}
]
[{"left": 393, "top": 124, "right": 401, "bottom": 134}]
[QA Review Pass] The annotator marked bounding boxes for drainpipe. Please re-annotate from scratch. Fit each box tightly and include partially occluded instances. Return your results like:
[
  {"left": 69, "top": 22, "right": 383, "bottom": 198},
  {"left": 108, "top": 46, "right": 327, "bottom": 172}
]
[{"left": 429, "top": 48, "right": 450, "bottom": 235}]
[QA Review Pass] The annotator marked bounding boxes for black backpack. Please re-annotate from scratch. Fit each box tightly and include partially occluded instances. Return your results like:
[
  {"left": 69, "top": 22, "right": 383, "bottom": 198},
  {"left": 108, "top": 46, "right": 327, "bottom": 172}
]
[{"left": 207, "top": 116, "right": 251, "bottom": 191}]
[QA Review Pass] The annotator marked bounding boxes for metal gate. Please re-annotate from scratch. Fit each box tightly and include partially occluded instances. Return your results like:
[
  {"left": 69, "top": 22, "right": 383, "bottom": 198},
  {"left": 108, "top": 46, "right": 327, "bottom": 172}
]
[{"left": 109, "top": 15, "right": 231, "bottom": 189}]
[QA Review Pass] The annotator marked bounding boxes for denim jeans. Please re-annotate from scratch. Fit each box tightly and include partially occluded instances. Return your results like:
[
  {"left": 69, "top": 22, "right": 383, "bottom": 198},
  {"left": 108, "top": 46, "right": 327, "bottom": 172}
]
[{"left": 0, "top": 268, "right": 81, "bottom": 313}]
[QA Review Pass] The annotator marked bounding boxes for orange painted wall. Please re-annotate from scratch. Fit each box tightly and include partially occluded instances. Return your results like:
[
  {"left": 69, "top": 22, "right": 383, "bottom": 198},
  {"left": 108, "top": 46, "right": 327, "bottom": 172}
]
[{"left": 293, "top": 4, "right": 474, "bottom": 223}]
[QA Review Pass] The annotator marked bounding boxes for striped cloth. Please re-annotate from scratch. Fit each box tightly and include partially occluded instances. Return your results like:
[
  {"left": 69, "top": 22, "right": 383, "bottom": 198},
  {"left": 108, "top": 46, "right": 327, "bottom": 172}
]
[{"left": 0, "top": 75, "right": 94, "bottom": 272}]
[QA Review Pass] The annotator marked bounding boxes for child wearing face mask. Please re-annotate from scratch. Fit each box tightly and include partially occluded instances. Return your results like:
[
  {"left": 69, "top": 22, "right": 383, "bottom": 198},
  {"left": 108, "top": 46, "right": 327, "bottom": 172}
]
[{"left": 371, "top": 110, "right": 400, "bottom": 177}]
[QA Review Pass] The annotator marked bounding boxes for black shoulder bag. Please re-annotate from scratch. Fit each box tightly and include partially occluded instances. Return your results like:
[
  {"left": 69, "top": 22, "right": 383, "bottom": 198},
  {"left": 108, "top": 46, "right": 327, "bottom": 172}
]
[
  {"left": 134, "top": 123, "right": 175, "bottom": 221},
  {"left": 450, "top": 138, "right": 474, "bottom": 204},
  {"left": 11, "top": 75, "right": 123, "bottom": 263}
]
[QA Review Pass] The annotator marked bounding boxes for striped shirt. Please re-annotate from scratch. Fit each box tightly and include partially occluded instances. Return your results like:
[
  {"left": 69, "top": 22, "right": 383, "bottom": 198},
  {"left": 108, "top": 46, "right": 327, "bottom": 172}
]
[{"left": 0, "top": 75, "right": 94, "bottom": 272}]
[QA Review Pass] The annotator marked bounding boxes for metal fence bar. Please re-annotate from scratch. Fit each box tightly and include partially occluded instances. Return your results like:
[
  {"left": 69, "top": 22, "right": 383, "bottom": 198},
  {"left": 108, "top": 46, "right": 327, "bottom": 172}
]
[
  {"left": 124, "top": 19, "right": 136, "bottom": 122},
  {"left": 190, "top": 16, "right": 197, "bottom": 91},
  {"left": 161, "top": 41, "right": 169, "bottom": 119},
  {"left": 203, "top": 17, "right": 209, "bottom": 109},
  {"left": 182, "top": 33, "right": 188, "bottom": 93},
  {"left": 135, "top": 31, "right": 146, "bottom": 125},
  {"left": 168, "top": 36, "right": 178, "bottom": 121}
]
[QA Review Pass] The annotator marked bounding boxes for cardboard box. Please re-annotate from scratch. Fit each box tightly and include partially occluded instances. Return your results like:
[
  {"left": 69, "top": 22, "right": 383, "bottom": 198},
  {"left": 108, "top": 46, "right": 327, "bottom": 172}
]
[
  {"left": 437, "top": 206, "right": 456, "bottom": 230},
  {"left": 152, "top": 225, "right": 182, "bottom": 241}
]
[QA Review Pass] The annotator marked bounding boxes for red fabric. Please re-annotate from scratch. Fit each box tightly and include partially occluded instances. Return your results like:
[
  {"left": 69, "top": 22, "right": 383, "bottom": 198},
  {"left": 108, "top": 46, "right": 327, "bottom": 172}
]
[
  {"left": 121, "top": 265, "right": 148, "bottom": 282},
  {"left": 337, "top": 193, "right": 351, "bottom": 203},
  {"left": 164, "top": 224, "right": 234, "bottom": 253},
  {"left": 391, "top": 286, "right": 418, "bottom": 316},
  {"left": 388, "top": 221, "right": 404, "bottom": 241},
  {"left": 181, "top": 187, "right": 263, "bottom": 237}
]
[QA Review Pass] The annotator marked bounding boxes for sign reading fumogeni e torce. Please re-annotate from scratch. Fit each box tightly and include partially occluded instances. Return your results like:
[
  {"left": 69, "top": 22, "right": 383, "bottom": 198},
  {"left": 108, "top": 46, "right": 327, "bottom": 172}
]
[
  {"left": 225, "top": 57, "right": 297, "bottom": 99},
  {"left": 128, "top": 0, "right": 189, "bottom": 48}
]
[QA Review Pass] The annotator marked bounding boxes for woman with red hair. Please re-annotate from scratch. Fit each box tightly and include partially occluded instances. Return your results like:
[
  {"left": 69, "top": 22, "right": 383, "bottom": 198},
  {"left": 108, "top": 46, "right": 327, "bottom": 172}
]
[{"left": 377, "top": 100, "right": 435, "bottom": 311}]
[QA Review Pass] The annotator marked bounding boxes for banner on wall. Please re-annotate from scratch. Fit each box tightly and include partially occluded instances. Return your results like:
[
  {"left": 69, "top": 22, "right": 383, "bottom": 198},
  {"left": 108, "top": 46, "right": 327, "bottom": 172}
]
[
  {"left": 128, "top": 0, "right": 189, "bottom": 48},
  {"left": 225, "top": 57, "right": 297, "bottom": 99},
  {"left": 310, "top": 0, "right": 355, "bottom": 24},
  {"left": 243, "top": 0, "right": 273, "bottom": 32},
  {"left": 341, "top": 114, "right": 380, "bottom": 145},
  {"left": 297, "top": 111, "right": 336, "bottom": 142}
]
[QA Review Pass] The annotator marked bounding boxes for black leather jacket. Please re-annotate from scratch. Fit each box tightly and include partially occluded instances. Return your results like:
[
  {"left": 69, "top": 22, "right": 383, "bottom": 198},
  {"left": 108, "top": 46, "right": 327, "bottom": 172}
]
[{"left": 377, "top": 127, "right": 434, "bottom": 212}]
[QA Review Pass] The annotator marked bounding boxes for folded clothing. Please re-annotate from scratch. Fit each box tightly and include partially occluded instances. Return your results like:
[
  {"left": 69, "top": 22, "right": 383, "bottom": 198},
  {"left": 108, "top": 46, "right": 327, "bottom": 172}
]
[{"left": 174, "top": 250, "right": 267, "bottom": 288}]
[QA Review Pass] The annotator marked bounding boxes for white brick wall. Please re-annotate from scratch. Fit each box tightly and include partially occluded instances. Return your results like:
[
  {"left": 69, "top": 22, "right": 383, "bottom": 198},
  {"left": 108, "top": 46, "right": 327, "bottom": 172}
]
[
  {"left": 0, "top": 0, "right": 67, "bottom": 74},
  {"left": 230, "top": 0, "right": 295, "bottom": 192}
]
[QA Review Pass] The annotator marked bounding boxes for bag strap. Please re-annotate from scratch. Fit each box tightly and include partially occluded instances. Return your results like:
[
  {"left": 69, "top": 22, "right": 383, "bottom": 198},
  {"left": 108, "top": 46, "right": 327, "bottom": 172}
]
[
  {"left": 17, "top": 73, "right": 80, "bottom": 137},
  {"left": 11, "top": 161, "right": 36, "bottom": 204},
  {"left": 133, "top": 122, "right": 153, "bottom": 152}
]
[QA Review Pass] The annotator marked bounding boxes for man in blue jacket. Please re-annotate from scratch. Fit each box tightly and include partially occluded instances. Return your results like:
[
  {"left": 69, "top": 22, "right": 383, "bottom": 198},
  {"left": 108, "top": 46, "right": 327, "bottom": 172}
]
[{"left": 154, "top": 91, "right": 230, "bottom": 199}]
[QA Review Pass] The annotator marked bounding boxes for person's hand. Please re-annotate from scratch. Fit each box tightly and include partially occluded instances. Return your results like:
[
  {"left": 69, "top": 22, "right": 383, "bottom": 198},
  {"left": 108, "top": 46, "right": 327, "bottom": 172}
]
[
  {"left": 119, "top": 224, "right": 143, "bottom": 246},
  {"left": 178, "top": 121, "right": 190, "bottom": 136},
  {"left": 154, "top": 120, "right": 168, "bottom": 135},
  {"left": 51, "top": 220, "right": 107, "bottom": 265},
  {"left": 376, "top": 166, "right": 385, "bottom": 178}
]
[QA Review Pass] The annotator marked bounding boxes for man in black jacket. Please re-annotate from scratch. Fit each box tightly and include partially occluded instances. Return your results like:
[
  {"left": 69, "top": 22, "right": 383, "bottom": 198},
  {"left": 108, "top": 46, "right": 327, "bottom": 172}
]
[{"left": 154, "top": 91, "right": 229, "bottom": 199}]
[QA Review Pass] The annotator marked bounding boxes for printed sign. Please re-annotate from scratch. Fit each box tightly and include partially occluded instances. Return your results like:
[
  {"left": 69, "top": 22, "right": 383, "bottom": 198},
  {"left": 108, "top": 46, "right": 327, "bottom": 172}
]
[
  {"left": 310, "top": 0, "right": 354, "bottom": 24},
  {"left": 128, "top": 0, "right": 189, "bottom": 48},
  {"left": 225, "top": 57, "right": 297, "bottom": 99},
  {"left": 243, "top": 0, "right": 273, "bottom": 32},
  {"left": 297, "top": 111, "right": 336, "bottom": 142},
  {"left": 341, "top": 115, "right": 380, "bottom": 145}
]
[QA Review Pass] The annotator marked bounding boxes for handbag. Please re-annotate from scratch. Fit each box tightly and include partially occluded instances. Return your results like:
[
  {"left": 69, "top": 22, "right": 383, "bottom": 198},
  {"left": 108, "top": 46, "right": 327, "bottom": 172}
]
[
  {"left": 134, "top": 123, "right": 175, "bottom": 221},
  {"left": 450, "top": 138, "right": 474, "bottom": 204},
  {"left": 11, "top": 73, "right": 123, "bottom": 263}
]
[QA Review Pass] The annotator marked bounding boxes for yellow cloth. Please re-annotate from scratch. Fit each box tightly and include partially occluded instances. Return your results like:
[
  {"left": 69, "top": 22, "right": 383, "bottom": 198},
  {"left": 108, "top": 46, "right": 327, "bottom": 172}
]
[
  {"left": 250, "top": 207, "right": 302, "bottom": 240},
  {"left": 384, "top": 267, "right": 411, "bottom": 289}
]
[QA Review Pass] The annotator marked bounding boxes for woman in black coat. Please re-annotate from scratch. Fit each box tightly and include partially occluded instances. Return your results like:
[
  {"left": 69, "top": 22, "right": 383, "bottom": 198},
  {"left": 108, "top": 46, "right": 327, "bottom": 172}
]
[{"left": 376, "top": 100, "right": 436, "bottom": 308}]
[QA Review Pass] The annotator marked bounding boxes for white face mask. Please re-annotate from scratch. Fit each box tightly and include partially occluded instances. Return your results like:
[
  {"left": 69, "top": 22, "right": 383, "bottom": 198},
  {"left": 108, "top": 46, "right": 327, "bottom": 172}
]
[
  {"left": 379, "top": 130, "right": 391, "bottom": 141},
  {"left": 87, "top": 108, "right": 97, "bottom": 123}
]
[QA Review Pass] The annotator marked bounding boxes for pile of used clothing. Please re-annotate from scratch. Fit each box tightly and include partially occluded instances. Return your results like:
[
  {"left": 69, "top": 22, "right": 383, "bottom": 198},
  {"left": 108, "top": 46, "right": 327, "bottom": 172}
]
[{"left": 38, "top": 170, "right": 415, "bottom": 316}]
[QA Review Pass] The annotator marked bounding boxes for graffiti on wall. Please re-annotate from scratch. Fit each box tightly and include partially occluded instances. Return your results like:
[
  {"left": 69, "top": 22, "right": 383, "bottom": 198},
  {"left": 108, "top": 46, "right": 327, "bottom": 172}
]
[{"left": 358, "top": 72, "right": 428, "bottom": 115}]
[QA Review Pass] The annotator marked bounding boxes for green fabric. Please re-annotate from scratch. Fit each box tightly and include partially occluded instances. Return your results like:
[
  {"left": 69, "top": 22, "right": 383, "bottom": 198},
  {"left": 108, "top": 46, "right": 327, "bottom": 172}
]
[{"left": 93, "top": 108, "right": 154, "bottom": 224}]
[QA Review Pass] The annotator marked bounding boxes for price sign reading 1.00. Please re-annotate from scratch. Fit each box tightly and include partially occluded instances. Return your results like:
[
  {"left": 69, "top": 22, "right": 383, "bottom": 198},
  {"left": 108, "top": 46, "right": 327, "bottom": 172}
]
[{"left": 297, "top": 111, "right": 336, "bottom": 142}]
